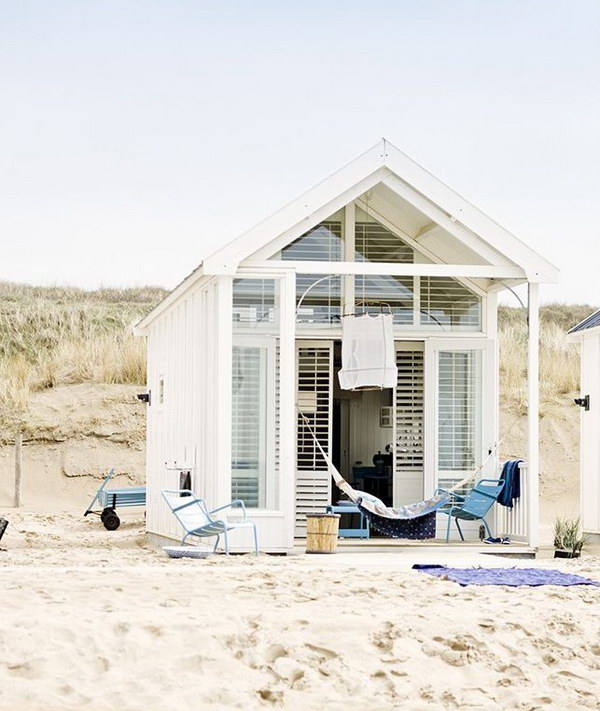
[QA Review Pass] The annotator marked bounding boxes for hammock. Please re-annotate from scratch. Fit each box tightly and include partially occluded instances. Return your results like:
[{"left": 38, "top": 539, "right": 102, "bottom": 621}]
[
  {"left": 330, "top": 463, "right": 449, "bottom": 540},
  {"left": 300, "top": 413, "right": 499, "bottom": 540}
]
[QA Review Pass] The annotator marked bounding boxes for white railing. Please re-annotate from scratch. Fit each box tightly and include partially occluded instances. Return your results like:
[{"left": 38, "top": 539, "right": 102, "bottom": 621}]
[{"left": 495, "top": 462, "right": 529, "bottom": 543}]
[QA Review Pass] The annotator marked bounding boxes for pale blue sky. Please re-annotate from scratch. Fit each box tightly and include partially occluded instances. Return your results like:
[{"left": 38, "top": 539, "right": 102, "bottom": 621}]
[{"left": 1, "top": 1, "right": 599, "bottom": 304}]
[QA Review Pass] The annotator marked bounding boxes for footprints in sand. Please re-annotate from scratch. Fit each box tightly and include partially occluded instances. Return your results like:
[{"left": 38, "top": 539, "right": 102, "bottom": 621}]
[
  {"left": 303, "top": 643, "right": 337, "bottom": 659},
  {"left": 264, "top": 644, "right": 287, "bottom": 664},
  {"left": 6, "top": 659, "right": 42, "bottom": 680}
]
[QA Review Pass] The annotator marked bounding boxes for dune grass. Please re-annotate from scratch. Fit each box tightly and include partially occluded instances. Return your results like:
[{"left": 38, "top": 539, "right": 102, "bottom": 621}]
[
  {"left": 0, "top": 282, "right": 595, "bottom": 417},
  {"left": 0, "top": 282, "right": 166, "bottom": 411},
  {"left": 498, "top": 304, "right": 594, "bottom": 411}
]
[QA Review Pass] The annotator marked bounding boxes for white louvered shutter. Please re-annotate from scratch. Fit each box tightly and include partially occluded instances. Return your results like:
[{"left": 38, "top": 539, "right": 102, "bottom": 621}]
[
  {"left": 394, "top": 344, "right": 425, "bottom": 506},
  {"left": 294, "top": 343, "right": 333, "bottom": 536}
]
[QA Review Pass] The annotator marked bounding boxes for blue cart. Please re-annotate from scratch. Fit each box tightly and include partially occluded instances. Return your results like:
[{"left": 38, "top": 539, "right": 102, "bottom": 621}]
[{"left": 84, "top": 468, "right": 146, "bottom": 530}]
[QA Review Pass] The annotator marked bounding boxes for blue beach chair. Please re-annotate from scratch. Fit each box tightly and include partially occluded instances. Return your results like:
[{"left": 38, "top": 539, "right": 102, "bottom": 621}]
[
  {"left": 162, "top": 489, "right": 259, "bottom": 555},
  {"left": 437, "top": 479, "right": 505, "bottom": 543}
]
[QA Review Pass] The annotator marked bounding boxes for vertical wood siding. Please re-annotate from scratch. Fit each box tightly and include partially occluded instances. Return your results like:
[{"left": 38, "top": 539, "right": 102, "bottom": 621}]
[{"left": 145, "top": 277, "right": 231, "bottom": 541}]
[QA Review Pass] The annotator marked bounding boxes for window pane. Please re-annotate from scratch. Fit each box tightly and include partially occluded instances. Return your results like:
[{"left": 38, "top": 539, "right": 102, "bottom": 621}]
[
  {"left": 232, "top": 346, "right": 267, "bottom": 508},
  {"left": 233, "top": 279, "right": 276, "bottom": 328},
  {"left": 355, "top": 221, "right": 413, "bottom": 263},
  {"left": 231, "top": 278, "right": 280, "bottom": 508},
  {"left": 281, "top": 221, "right": 342, "bottom": 261},
  {"left": 280, "top": 221, "right": 343, "bottom": 326},
  {"left": 420, "top": 277, "right": 481, "bottom": 330},
  {"left": 437, "top": 350, "right": 482, "bottom": 490},
  {"left": 296, "top": 274, "right": 341, "bottom": 326},
  {"left": 355, "top": 274, "right": 414, "bottom": 325}
]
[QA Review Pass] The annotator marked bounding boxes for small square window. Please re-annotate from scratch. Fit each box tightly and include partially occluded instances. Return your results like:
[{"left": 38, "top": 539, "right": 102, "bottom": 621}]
[{"left": 380, "top": 407, "right": 393, "bottom": 428}]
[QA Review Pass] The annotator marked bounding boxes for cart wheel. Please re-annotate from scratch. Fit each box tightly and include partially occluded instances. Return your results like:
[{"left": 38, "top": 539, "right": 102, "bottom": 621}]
[
  {"left": 103, "top": 513, "right": 120, "bottom": 531},
  {"left": 100, "top": 507, "right": 114, "bottom": 522}
]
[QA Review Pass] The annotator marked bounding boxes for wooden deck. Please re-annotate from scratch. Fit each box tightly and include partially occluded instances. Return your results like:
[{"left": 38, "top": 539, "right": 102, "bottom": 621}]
[{"left": 295, "top": 537, "right": 537, "bottom": 558}]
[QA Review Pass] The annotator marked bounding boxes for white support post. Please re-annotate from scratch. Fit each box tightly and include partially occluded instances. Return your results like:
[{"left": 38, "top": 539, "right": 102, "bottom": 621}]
[
  {"left": 279, "top": 270, "right": 297, "bottom": 547},
  {"left": 343, "top": 203, "right": 355, "bottom": 315},
  {"left": 215, "top": 276, "right": 233, "bottom": 504},
  {"left": 527, "top": 283, "right": 540, "bottom": 548}
]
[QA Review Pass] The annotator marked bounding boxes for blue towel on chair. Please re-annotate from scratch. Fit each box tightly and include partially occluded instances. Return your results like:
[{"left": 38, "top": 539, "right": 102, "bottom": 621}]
[{"left": 498, "top": 459, "right": 522, "bottom": 508}]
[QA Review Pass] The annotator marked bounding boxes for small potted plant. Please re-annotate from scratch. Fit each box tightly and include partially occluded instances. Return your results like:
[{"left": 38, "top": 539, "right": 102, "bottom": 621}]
[{"left": 553, "top": 517, "right": 589, "bottom": 559}]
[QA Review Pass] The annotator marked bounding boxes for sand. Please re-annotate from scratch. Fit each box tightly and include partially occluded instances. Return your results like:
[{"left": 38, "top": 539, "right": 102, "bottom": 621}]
[
  {"left": 1, "top": 510, "right": 600, "bottom": 710},
  {"left": 1, "top": 385, "right": 597, "bottom": 708}
]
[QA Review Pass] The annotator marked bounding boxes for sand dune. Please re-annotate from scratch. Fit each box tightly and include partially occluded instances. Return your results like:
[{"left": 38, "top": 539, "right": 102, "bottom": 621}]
[{"left": 1, "top": 511, "right": 600, "bottom": 710}]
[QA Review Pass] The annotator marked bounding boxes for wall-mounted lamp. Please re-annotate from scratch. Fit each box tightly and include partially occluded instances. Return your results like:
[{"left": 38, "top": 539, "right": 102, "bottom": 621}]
[
  {"left": 574, "top": 395, "right": 590, "bottom": 411},
  {"left": 137, "top": 392, "right": 151, "bottom": 405}
]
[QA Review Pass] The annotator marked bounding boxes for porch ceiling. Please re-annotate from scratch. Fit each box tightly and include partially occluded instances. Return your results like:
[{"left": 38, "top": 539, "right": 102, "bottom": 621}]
[{"left": 354, "top": 182, "right": 520, "bottom": 291}]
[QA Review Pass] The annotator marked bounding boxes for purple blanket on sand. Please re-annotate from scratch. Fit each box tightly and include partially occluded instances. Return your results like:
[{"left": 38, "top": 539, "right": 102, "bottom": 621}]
[{"left": 413, "top": 564, "right": 600, "bottom": 587}]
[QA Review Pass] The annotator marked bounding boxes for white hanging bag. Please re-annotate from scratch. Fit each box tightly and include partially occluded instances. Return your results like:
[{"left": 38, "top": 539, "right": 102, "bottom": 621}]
[{"left": 338, "top": 313, "right": 397, "bottom": 390}]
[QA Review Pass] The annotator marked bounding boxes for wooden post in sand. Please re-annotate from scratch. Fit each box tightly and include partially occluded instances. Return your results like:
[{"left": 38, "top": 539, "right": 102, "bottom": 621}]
[{"left": 14, "top": 432, "right": 22, "bottom": 508}]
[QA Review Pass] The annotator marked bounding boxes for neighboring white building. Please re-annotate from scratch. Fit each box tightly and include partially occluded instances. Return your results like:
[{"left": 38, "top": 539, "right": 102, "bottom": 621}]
[
  {"left": 569, "top": 311, "right": 600, "bottom": 539},
  {"left": 134, "top": 140, "right": 558, "bottom": 552}
]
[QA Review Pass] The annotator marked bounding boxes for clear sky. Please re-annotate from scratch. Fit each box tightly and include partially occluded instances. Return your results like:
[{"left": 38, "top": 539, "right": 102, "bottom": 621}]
[{"left": 1, "top": 0, "right": 599, "bottom": 305}]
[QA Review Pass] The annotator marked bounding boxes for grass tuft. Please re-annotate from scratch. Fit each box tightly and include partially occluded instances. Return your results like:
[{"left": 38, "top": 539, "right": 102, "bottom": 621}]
[
  {"left": 0, "top": 281, "right": 166, "bottom": 413},
  {"left": 498, "top": 304, "right": 594, "bottom": 409}
]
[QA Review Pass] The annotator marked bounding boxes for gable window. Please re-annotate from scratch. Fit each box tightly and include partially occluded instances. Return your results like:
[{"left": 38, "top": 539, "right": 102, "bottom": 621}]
[
  {"left": 282, "top": 221, "right": 342, "bottom": 261},
  {"left": 353, "top": 219, "right": 416, "bottom": 324},
  {"left": 282, "top": 221, "right": 342, "bottom": 326},
  {"left": 355, "top": 221, "right": 413, "bottom": 263},
  {"left": 265, "top": 208, "right": 483, "bottom": 332}
]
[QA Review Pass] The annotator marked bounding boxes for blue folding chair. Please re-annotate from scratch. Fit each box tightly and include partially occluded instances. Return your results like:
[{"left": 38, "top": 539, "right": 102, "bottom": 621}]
[
  {"left": 162, "top": 489, "right": 259, "bottom": 555},
  {"left": 437, "top": 479, "right": 505, "bottom": 543}
]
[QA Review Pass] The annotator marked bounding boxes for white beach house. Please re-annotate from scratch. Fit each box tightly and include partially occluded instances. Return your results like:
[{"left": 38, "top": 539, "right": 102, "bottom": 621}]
[
  {"left": 568, "top": 311, "right": 600, "bottom": 541},
  {"left": 135, "top": 140, "right": 557, "bottom": 552}
]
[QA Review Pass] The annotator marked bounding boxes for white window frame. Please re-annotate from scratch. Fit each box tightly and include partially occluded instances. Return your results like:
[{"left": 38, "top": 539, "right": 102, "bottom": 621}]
[
  {"left": 231, "top": 336, "right": 277, "bottom": 509},
  {"left": 230, "top": 269, "right": 297, "bottom": 522},
  {"left": 425, "top": 338, "right": 496, "bottom": 495}
]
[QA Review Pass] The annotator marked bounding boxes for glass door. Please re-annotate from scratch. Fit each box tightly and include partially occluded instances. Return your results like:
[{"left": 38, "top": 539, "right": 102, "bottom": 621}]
[{"left": 427, "top": 339, "right": 496, "bottom": 495}]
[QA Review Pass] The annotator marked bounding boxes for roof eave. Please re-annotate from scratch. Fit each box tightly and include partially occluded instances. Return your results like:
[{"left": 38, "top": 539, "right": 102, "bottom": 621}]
[{"left": 133, "top": 263, "right": 207, "bottom": 335}]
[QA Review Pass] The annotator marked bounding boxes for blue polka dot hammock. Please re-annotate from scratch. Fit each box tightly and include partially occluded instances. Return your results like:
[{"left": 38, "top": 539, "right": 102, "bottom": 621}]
[
  {"left": 342, "top": 484, "right": 450, "bottom": 540},
  {"left": 299, "top": 413, "right": 473, "bottom": 540}
]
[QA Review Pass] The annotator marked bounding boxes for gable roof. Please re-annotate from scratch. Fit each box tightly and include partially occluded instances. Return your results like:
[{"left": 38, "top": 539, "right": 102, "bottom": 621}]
[
  {"left": 135, "top": 139, "right": 558, "bottom": 333},
  {"left": 568, "top": 309, "right": 600, "bottom": 335}
]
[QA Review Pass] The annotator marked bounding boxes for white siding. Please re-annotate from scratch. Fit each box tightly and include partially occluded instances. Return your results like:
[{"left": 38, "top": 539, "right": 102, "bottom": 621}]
[
  {"left": 145, "top": 277, "right": 232, "bottom": 541},
  {"left": 581, "top": 333, "right": 600, "bottom": 533}
]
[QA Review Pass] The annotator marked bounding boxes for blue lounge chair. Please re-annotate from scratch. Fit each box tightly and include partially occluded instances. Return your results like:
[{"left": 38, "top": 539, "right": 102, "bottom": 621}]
[
  {"left": 437, "top": 479, "right": 505, "bottom": 543},
  {"left": 162, "top": 489, "right": 259, "bottom": 555}
]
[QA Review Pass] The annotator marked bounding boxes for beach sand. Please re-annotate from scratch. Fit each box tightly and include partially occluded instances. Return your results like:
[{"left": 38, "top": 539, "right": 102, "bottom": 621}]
[{"left": 1, "top": 510, "right": 600, "bottom": 710}]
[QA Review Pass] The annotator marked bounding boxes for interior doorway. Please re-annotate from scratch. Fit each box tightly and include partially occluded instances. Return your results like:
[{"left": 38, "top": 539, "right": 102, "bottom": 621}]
[
  {"left": 332, "top": 342, "right": 395, "bottom": 506},
  {"left": 294, "top": 339, "right": 425, "bottom": 536}
]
